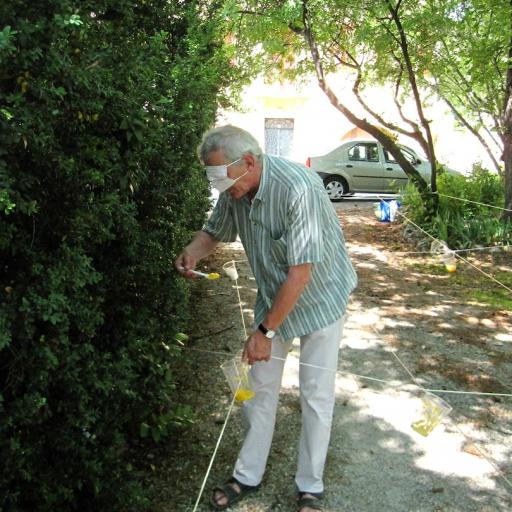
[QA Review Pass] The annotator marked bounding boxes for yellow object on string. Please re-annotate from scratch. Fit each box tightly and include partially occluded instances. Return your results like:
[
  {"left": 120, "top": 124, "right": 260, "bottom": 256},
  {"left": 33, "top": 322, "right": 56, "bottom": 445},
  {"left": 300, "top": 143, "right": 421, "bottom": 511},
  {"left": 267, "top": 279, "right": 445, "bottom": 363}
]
[
  {"left": 235, "top": 389, "right": 256, "bottom": 401},
  {"left": 207, "top": 272, "right": 221, "bottom": 280},
  {"left": 411, "top": 393, "right": 451, "bottom": 437},
  {"left": 440, "top": 248, "right": 457, "bottom": 273}
]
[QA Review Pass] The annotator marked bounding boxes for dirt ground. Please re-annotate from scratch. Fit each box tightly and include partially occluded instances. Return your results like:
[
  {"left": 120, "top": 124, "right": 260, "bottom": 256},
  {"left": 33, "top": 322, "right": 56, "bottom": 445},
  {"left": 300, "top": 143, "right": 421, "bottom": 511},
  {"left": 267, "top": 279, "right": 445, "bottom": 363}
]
[{"left": 151, "top": 204, "right": 512, "bottom": 512}]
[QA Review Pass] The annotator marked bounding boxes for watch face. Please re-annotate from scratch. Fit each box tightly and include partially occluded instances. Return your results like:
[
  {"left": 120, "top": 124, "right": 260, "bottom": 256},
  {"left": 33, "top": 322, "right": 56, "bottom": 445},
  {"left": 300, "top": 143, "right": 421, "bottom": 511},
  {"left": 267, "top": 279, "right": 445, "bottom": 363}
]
[{"left": 258, "top": 323, "right": 275, "bottom": 339}]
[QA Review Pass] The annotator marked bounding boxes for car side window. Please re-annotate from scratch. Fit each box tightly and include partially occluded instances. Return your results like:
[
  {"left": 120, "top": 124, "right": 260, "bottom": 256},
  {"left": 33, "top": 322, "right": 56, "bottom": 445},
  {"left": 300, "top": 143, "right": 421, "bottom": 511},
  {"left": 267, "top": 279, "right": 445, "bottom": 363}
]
[
  {"left": 348, "top": 143, "right": 379, "bottom": 162},
  {"left": 367, "top": 144, "right": 379, "bottom": 162},
  {"left": 384, "top": 149, "right": 397, "bottom": 163},
  {"left": 348, "top": 145, "right": 362, "bottom": 160}
]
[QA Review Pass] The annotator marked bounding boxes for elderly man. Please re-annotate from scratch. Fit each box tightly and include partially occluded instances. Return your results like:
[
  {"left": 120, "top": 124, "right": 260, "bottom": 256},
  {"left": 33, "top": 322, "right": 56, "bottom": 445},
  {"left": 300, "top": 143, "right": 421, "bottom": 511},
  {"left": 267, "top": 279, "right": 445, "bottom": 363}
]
[{"left": 175, "top": 125, "right": 357, "bottom": 512}]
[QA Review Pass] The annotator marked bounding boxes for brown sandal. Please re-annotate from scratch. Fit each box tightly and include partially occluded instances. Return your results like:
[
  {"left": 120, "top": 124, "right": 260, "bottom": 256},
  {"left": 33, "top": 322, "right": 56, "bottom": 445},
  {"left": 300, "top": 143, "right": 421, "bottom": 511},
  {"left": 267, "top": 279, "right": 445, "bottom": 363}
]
[
  {"left": 297, "top": 491, "right": 324, "bottom": 511},
  {"left": 210, "top": 476, "right": 260, "bottom": 510}
]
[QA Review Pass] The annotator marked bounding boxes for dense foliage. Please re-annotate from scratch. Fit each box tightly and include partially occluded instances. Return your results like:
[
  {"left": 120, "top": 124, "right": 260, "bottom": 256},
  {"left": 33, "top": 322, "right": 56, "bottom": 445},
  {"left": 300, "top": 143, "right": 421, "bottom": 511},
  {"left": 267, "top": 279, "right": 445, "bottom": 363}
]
[
  {"left": 0, "top": 1, "right": 235, "bottom": 510},
  {"left": 401, "top": 166, "right": 511, "bottom": 248},
  {"left": 417, "top": 0, "right": 512, "bottom": 220}
]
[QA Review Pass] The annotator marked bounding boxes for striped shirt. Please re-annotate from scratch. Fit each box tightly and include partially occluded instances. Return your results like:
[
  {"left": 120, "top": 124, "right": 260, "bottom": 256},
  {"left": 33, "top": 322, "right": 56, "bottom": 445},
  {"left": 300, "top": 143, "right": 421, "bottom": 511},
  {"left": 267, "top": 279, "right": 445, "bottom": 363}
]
[{"left": 203, "top": 154, "right": 357, "bottom": 340}]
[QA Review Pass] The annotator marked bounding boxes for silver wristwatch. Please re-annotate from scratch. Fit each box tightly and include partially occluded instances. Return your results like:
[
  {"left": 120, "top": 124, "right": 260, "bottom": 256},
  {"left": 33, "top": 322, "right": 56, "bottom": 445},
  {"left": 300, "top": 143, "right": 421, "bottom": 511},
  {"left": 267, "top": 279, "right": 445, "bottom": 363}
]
[{"left": 258, "top": 323, "right": 276, "bottom": 340}]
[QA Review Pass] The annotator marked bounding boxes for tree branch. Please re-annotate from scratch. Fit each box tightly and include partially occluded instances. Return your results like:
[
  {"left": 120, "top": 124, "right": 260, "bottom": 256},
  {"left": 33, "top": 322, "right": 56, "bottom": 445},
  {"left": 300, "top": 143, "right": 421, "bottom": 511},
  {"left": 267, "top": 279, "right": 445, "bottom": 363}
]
[
  {"left": 390, "top": 51, "right": 424, "bottom": 136},
  {"left": 438, "top": 87, "right": 502, "bottom": 175},
  {"left": 351, "top": 63, "right": 417, "bottom": 138},
  {"left": 328, "top": 42, "right": 359, "bottom": 69}
]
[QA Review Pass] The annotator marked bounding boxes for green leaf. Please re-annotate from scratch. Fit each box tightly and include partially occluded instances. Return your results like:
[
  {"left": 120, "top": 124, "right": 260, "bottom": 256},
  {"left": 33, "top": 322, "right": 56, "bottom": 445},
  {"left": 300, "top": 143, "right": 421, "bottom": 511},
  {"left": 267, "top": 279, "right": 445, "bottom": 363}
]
[
  {"left": 174, "top": 332, "right": 189, "bottom": 343},
  {"left": 140, "top": 422, "right": 150, "bottom": 438},
  {"left": 1, "top": 108, "right": 13, "bottom": 120},
  {"left": 151, "top": 428, "right": 161, "bottom": 443}
]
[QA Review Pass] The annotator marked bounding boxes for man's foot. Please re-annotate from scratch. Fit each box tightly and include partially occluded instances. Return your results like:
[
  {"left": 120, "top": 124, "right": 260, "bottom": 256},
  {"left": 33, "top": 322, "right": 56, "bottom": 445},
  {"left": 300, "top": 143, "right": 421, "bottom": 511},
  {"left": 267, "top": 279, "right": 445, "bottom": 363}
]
[
  {"left": 211, "top": 480, "right": 240, "bottom": 509},
  {"left": 210, "top": 477, "right": 260, "bottom": 510},
  {"left": 297, "top": 491, "right": 324, "bottom": 512}
]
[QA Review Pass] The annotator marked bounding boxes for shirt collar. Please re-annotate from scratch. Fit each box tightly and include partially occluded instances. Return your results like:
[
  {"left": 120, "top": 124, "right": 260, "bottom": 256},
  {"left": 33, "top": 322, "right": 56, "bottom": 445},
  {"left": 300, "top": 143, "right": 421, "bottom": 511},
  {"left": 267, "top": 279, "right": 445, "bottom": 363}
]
[{"left": 253, "top": 154, "right": 269, "bottom": 204}]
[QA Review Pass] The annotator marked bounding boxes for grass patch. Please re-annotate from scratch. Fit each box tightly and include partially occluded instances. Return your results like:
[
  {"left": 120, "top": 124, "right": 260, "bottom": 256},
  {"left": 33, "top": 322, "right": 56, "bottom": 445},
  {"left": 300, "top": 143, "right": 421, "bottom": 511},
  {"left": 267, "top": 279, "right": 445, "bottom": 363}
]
[
  {"left": 411, "top": 264, "right": 512, "bottom": 309},
  {"left": 411, "top": 262, "right": 449, "bottom": 275},
  {"left": 469, "top": 270, "right": 512, "bottom": 310},
  {"left": 469, "top": 289, "right": 512, "bottom": 310}
]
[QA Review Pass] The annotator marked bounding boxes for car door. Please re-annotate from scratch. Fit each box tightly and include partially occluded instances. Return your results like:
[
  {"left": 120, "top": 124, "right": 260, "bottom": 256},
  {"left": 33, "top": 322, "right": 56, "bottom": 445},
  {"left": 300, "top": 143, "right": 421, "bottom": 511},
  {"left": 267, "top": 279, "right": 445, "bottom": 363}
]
[
  {"left": 343, "top": 142, "right": 384, "bottom": 192},
  {"left": 381, "top": 147, "right": 413, "bottom": 192}
]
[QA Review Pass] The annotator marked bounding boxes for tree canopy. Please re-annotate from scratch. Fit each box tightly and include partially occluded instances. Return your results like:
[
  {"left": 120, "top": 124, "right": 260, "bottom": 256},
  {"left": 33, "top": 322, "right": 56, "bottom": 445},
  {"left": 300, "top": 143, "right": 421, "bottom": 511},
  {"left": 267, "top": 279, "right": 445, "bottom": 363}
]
[{"left": 223, "top": 0, "right": 512, "bottom": 219}]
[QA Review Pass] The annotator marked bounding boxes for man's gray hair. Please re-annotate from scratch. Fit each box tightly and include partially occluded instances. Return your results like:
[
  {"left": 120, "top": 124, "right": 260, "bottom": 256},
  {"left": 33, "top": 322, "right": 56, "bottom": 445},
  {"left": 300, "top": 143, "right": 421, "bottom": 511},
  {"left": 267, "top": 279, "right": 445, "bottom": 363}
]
[{"left": 198, "top": 125, "right": 263, "bottom": 163}]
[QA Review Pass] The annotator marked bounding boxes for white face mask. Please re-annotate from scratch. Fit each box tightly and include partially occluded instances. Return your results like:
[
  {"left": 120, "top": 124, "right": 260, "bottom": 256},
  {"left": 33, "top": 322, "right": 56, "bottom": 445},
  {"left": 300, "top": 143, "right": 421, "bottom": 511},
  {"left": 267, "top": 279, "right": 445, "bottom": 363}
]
[{"left": 206, "top": 158, "right": 247, "bottom": 193}]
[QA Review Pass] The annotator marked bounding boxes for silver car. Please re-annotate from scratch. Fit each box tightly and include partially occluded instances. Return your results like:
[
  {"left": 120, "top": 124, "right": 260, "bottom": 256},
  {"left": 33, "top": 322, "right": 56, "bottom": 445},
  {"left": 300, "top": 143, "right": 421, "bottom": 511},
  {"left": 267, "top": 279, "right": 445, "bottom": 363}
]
[{"left": 306, "top": 139, "right": 432, "bottom": 201}]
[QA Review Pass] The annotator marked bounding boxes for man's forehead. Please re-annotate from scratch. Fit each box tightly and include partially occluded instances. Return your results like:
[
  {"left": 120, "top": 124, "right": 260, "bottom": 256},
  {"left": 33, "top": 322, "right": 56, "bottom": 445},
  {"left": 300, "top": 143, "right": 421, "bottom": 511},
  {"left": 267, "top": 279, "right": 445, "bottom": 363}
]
[{"left": 204, "top": 148, "right": 226, "bottom": 166}]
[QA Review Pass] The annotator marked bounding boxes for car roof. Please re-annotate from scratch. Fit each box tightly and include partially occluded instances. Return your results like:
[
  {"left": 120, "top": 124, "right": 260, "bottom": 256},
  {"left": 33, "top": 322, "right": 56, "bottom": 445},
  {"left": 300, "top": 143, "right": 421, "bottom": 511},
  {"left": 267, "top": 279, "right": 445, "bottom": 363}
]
[
  {"left": 341, "top": 138, "right": 377, "bottom": 145},
  {"left": 341, "top": 139, "right": 418, "bottom": 155}
]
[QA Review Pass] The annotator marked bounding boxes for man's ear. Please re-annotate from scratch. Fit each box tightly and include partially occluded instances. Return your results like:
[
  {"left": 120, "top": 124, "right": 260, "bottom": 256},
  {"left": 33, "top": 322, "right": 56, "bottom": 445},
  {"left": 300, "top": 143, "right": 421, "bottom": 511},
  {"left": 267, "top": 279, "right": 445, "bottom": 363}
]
[{"left": 243, "top": 153, "right": 257, "bottom": 171}]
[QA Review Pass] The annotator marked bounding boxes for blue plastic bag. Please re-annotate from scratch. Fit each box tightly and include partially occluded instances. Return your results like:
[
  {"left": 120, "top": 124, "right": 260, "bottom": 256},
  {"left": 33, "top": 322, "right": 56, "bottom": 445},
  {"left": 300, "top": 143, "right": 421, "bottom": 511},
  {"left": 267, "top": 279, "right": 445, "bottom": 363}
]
[{"left": 378, "top": 200, "right": 401, "bottom": 222}]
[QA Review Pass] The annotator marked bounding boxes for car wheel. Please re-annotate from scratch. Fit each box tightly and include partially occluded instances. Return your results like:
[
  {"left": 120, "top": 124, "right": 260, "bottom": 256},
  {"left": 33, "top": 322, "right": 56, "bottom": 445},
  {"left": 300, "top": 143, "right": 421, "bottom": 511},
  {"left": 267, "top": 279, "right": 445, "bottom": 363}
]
[{"left": 323, "top": 175, "right": 348, "bottom": 202}]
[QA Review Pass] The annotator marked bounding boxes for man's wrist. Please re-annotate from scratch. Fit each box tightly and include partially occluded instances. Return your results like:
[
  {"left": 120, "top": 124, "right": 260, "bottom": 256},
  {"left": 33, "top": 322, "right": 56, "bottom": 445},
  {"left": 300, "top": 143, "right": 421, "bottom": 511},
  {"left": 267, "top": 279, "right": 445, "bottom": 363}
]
[{"left": 257, "top": 323, "right": 276, "bottom": 340}]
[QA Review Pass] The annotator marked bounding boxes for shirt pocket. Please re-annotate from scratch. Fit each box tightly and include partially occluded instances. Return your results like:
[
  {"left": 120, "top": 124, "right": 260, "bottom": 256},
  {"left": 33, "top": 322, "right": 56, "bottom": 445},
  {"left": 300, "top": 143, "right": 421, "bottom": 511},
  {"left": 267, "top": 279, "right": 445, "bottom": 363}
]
[{"left": 269, "top": 235, "right": 288, "bottom": 267}]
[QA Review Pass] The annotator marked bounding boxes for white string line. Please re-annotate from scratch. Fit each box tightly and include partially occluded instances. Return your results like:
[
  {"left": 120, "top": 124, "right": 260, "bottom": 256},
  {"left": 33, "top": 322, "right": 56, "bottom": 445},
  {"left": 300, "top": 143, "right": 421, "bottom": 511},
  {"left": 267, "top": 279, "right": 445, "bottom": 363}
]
[
  {"left": 185, "top": 347, "right": 398, "bottom": 385},
  {"left": 389, "top": 348, "right": 419, "bottom": 385},
  {"left": 386, "top": 244, "right": 510, "bottom": 256},
  {"left": 377, "top": 197, "right": 512, "bottom": 294},
  {"left": 386, "top": 339, "right": 512, "bottom": 492},
  {"left": 191, "top": 274, "right": 249, "bottom": 509},
  {"left": 432, "top": 191, "right": 512, "bottom": 213},
  {"left": 192, "top": 391, "right": 238, "bottom": 512},
  {"left": 183, "top": 347, "right": 512, "bottom": 398},
  {"left": 234, "top": 277, "right": 248, "bottom": 339},
  {"left": 342, "top": 204, "right": 509, "bottom": 254},
  {"left": 452, "top": 251, "right": 512, "bottom": 293}
]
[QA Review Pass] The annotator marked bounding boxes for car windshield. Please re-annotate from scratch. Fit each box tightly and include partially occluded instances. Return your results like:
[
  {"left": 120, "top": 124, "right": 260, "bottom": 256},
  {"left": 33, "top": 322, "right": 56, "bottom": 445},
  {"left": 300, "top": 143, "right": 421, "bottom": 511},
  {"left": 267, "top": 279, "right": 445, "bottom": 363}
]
[
  {"left": 384, "top": 145, "right": 423, "bottom": 165},
  {"left": 400, "top": 145, "right": 428, "bottom": 162}
]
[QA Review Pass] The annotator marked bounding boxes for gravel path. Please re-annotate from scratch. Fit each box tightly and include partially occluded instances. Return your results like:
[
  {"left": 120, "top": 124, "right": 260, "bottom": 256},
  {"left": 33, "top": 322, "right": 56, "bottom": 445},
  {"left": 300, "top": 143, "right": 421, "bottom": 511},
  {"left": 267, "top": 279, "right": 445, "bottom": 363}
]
[{"left": 154, "top": 205, "right": 512, "bottom": 512}]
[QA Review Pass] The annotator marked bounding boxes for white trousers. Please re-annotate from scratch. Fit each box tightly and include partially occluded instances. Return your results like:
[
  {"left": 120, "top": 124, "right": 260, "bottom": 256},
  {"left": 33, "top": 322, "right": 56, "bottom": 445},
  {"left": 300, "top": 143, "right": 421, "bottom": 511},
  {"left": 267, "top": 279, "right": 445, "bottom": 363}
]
[{"left": 233, "top": 316, "right": 344, "bottom": 494}]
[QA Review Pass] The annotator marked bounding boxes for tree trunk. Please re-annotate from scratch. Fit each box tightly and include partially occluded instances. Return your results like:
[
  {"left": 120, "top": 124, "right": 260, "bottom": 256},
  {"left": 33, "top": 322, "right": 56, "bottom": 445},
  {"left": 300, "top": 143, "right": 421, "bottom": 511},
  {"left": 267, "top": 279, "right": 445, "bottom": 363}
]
[
  {"left": 501, "top": 3, "right": 512, "bottom": 222},
  {"left": 502, "top": 134, "right": 512, "bottom": 222}
]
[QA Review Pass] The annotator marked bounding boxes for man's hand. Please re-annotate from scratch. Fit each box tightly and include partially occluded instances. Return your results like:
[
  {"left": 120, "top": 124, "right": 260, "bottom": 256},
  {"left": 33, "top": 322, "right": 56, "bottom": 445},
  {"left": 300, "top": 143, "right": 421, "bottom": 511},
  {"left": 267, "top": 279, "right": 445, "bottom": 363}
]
[
  {"left": 243, "top": 330, "right": 272, "bottom": 365},
  {"left": 175, "top": 251, "right": 198, "bottom": 279},
  {"left": 175, "top": 231, "right": 219, "bottom": 279}
]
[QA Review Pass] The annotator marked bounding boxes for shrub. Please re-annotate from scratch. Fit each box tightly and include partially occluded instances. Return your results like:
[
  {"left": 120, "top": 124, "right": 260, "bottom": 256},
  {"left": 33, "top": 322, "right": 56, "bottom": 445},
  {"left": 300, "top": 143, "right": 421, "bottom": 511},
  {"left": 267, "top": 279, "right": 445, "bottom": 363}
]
[
  {"left": 400, "top": 165, "right": 512, "bottom": 248},
  {"left": 0, "top": 1, "right": 234, "bottom": 510}
]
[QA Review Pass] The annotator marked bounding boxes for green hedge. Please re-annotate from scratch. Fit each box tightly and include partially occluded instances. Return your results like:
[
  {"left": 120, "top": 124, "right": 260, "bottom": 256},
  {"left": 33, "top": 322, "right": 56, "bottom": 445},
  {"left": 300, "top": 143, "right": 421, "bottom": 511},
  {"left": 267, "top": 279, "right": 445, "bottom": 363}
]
[{"left": 0, "top": 1, "right": 233, "bottom": 510}]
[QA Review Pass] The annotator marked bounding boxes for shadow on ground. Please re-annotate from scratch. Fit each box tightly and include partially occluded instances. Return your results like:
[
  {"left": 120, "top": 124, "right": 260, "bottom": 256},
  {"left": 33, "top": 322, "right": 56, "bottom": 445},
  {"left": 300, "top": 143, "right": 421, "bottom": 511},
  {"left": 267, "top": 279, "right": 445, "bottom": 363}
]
[{"left": 151, "top": 208, "right": 511, "bottom": 512}]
